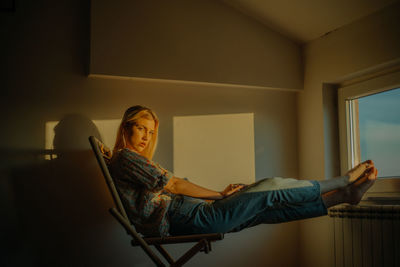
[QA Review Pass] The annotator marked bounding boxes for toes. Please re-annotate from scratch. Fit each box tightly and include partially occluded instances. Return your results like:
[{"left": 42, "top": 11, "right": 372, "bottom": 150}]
[
  {"left": 366, "top": 166, "right": 378, "bottom": 181},
  {"left": 362, "top": 160, "right": 373, "bottom": 168},
  {"left": 372, "top": 167, "right": 378, "bottom": 179},
  {"left": 353, "top": 167, "right": 374, "bottom": 185},
  {"left": 363, "top": 159, "right": 374, "bottom": 167},
  {"left": 347, "top": 160, "right": 376, "bottom": 184}
]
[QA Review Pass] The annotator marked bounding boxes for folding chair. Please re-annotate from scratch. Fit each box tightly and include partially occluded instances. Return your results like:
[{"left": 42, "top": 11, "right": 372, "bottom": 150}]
[{"left": 89, "top": 136, "right": 224, "bottom": 266}]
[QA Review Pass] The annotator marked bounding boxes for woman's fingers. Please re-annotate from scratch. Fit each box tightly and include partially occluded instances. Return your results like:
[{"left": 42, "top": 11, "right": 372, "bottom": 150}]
[
  {"left": 224, "top": 185, "right": 245, "bottom": 197},
  {"left": 221, "top": 183, "right": 248, "bottom": 198}
]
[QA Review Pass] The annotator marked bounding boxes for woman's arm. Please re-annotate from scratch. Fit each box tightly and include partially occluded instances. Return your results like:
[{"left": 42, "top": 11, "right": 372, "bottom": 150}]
[{"left": 164, "top": 177, "right": 245, "bottom": 200}]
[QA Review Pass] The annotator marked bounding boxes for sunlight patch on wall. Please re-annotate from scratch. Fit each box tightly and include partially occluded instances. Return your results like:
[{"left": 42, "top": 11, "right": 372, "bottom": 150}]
[{"left": 173, "top": 113, "right": 255, "bottom": 191}]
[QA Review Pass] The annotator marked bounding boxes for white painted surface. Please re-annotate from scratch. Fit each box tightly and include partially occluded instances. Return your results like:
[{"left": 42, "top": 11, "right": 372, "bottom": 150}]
[{"left": 173, "top": 113, "right": 255, "bottom": 191}]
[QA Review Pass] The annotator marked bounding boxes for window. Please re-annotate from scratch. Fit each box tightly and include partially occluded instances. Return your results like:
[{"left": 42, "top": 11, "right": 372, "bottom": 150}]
[
  {"left": 338, "top": 69, "right": 400, "bottom": 195},
  {"left": 357, "top": 88, "right": 400, "bottom": 178}
]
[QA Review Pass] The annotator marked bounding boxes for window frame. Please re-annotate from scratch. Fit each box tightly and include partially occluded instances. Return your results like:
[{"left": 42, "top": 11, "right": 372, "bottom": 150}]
[{"left": 338, "top": 68, "right": 400, "bottom": 196}]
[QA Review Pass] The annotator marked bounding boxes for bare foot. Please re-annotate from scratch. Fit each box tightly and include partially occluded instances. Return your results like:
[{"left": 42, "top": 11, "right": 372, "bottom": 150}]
[
  {"left": 347, "top": 166, "right": 378, "bottom": 205},
  {"left": 346, "top": 160, "right": 374, "bottom": 184}
]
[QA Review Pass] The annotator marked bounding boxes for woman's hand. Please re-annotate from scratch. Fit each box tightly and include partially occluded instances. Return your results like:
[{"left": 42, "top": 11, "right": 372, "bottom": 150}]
[
  {"left": 165, "top": 177, "right": 244, "bottom": 200},
  {"left": 220, "top": 183, "right": 246, "bottom": 198}
]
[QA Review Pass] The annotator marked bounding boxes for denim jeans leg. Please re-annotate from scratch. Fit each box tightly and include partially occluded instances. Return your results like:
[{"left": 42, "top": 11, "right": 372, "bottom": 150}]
[
  {"left": 228, "top": 197, "right": 327, "bottom": 232},
  {"left": 168, "top": 195, "right": 209, "bottom": 236},
  {"left": 168, "top": 177, "right": 328, "bottom": 235}
]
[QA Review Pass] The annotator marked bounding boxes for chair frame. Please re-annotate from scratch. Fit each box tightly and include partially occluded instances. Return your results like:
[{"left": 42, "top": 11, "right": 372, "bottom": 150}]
[{"left": 89, "top": 136, "right": 224, "bottom": 266}]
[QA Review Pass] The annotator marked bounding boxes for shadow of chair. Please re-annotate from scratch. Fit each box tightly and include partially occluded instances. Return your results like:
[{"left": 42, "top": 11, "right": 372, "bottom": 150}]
[{"left": 89, "top": 136, "right": 224, "bottom": 267}]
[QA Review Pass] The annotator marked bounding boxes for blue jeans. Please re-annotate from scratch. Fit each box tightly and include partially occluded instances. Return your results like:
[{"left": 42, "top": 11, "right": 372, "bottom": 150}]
[{"left": 167, "top": 177, "right": 327, "bottom": 235}]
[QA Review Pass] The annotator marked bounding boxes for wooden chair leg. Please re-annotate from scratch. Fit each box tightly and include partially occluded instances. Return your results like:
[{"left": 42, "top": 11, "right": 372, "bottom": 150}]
[
  {"left": 171, "top": 239, "right": 207, "bottom": 267},
  {"left": 200, "top": 240, "right": 212, "bottom": 254},
  {"left": 110, "top": 208, "right": 166, "bottom": 267},
  {"left": 155, "top": 245, "right": 175, "bottom": 265},
  {"left": 205, "top": 240, "right": 211, "bottom": 253}
]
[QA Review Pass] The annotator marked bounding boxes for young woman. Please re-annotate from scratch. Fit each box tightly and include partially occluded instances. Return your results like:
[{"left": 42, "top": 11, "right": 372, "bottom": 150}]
[{"left": 109, "top": 105, "right": 378, "bottom": 237}]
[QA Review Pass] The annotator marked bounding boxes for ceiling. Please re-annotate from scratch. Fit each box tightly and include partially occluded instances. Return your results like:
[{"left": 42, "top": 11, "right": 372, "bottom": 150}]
[{"left": 222, "top": 0, "right": 399, "bottom": 44}]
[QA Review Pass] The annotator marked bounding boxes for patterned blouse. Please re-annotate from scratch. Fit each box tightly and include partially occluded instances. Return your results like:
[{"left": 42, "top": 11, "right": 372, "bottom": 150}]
[{"left": 109, "top": 148, "right": 174, "bottom": 237}]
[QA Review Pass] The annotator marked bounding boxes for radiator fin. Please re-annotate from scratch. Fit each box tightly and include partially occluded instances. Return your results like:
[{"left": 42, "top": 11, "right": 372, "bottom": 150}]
[{"left": 329, "top": 205, "right": 400, "bottom": 267}]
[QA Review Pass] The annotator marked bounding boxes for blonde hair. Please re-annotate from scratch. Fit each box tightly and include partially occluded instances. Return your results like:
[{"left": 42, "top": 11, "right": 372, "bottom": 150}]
[{"left": 113, "top": 105, "right": 159, "bottom": 159}]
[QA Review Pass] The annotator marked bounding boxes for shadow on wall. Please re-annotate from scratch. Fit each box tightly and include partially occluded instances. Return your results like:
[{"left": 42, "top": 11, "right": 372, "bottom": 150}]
[
  {"left": 1, "top": 114, "right": 131, "bottom": 267},
  {"left": 53, "top": 114, "right": 102, "bottom": 152}
]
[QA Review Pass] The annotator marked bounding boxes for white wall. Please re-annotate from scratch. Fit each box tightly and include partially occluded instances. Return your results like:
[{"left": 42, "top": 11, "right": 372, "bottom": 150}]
[
  {"left": 298, "top": 2, "right": 400, "bottom": 266},
  {"left": 90, "top": 0, "right": 303, "bottom": 90},
  {"left": 173, "top": 113, "right": 255, "bottom": 191}
]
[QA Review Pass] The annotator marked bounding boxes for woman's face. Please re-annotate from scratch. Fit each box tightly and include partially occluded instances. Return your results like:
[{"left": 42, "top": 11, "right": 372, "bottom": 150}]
[{"left": 127, "top": 117, "right": 155, "bottom": 154}]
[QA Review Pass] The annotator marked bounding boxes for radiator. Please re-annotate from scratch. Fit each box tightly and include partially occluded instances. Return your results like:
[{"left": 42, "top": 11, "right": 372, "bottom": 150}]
[{"left": 329, "top": 205, "right": 400, "bottom": 267}]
